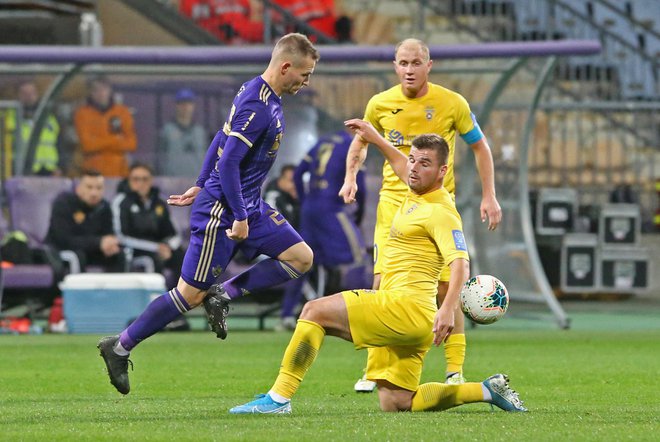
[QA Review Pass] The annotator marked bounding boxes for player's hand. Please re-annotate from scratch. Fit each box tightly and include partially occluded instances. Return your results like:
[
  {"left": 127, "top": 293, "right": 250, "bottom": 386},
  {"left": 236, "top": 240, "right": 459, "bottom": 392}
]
[
  {"left": 226, "top": 219, "right": 249, "bottom": 242},
  {"left": 167, "top": 186, "right": 201, "bottom": 207},
  {"left": 432, "top": 304, "right": 455, "bottom": 346},
  {"left": 344, "top": 119, "right": 378, "bottom": 144},
  {"left": 338, "top": 180, "right": 358, "bottom": 204},
  {"left": 480, "top": 194, "right": 502, "bottom": 231}
]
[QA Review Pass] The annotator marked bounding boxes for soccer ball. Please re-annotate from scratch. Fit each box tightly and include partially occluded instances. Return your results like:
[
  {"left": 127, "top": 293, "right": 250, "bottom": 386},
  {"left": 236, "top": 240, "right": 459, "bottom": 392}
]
[{"left": 460, "top": 275, "right": 509, "bottom": 324}]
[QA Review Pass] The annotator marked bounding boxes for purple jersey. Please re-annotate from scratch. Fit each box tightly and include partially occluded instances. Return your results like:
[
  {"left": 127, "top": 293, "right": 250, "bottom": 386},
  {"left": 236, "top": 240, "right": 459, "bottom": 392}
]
[{"left": 197, "top": 76, "right": 284, "bottom": 221}]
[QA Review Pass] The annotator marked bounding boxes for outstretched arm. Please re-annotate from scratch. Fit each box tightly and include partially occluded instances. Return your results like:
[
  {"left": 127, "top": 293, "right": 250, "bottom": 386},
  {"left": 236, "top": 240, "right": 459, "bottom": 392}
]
[{"left": 344, "top": 119, "right": 408, "bottom": 182}]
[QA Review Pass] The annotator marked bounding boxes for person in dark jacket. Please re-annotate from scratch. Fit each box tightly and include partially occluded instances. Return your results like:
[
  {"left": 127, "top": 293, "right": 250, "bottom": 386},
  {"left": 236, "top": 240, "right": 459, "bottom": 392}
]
[
  {"left": 47, "top": 169, "right": 124, "bottom": 272},
  {"left": 112, "top": 163, "right": 184, "bottom": 284}
]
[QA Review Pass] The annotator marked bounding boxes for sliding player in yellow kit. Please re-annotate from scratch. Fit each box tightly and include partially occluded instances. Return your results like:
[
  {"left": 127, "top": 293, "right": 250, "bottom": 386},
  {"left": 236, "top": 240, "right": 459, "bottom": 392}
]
[
  {"left": 229, "top": 127, "right": 525, "bottom": 414},
  {"left": 339, "top": 38, "right": 502, "bottom": 391}
]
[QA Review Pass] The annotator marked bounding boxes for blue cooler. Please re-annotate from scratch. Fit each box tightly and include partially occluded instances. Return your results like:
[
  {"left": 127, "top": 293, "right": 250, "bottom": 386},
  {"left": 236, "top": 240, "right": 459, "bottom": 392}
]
[{"left": 61, "top": 273, "right": 166, "bottom": 334}]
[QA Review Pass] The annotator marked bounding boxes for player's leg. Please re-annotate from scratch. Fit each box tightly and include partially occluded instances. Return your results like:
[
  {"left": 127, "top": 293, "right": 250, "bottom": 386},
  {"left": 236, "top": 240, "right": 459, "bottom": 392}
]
[
  {"left": 355, "top": 200, "right": 395, "bottom": 392},
  {"left": 97, "top": 278, "right": 207, "bottom": 395},
  {"left": 229, "top": 293, "right": 351, "bottom": 414},
  {"left": 204, "top": 206, "right": 312, "bottom": 337},
  {"left": 437, "top": 275, "right": 467, "bottom": 383},
  {"left": 410, "top": 375, "right": 527, "bottom": 412},
  {"left": 98, "top": 190, "right": 231, "bottom": 393}
]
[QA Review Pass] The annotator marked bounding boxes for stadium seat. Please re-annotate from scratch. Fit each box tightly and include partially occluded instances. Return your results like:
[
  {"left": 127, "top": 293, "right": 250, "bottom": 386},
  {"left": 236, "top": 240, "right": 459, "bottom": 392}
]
[{"left": 1, "top": 177, "right": 72, "bottom": 311}]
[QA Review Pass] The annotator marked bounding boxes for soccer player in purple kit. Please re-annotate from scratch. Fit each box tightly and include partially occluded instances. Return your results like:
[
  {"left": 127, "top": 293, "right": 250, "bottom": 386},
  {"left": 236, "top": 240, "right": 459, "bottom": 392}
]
[{"left": 97, "top": 33, "right": 320, "bottom": 395}]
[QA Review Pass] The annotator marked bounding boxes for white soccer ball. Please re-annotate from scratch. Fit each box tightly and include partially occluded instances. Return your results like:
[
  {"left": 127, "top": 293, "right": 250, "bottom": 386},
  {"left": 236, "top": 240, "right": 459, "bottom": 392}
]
[{"left": 460, "top": 274, "right": 509, "bottom": 325}]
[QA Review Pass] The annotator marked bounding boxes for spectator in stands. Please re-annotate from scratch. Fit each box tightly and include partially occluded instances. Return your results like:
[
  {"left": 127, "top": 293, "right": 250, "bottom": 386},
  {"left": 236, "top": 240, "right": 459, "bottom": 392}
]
[
  {"left": 4, "top": 79, "right": 61, "bottom": 176},
  {"left": 273, "top": 0, "right": 351, "bottom": 42},
  {"left": 158, "top": 88, "right": 208, "bottom": 178},
  {"left": 74, "top": 76, "right": 137, "bottom": 177},
  {"left": 112, "top": 163, "right": 184, "bottom": 287},
  {"left": 179, "top": 0, "right": 264, "bottom": 44},
  {"left": 264, "top": 164, "right": 302, "bottom": 330},
  {"left": 47, "top": 169, "right": 125, "bottom": 272}
]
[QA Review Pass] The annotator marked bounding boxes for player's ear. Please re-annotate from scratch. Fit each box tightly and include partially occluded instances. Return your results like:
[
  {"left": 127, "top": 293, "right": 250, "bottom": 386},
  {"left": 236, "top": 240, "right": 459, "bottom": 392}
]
[{"left": 280, "top": 61, "right": 292, "bottom": 75}]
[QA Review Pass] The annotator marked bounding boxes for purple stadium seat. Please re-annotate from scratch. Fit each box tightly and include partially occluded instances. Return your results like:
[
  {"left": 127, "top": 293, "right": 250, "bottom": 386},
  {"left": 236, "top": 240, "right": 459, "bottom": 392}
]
[
  {"left": 1, "top": 177, "right": 72, "bottom": 298},
  {"left": 4, "top": 176, "right": 73, "bottom": 248}
]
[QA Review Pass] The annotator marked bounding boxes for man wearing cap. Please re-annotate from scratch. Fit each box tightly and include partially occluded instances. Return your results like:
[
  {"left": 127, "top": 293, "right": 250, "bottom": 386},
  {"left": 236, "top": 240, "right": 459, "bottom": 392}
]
[{"left": 158, "top": 88, "right": 208, "bottom": 178}]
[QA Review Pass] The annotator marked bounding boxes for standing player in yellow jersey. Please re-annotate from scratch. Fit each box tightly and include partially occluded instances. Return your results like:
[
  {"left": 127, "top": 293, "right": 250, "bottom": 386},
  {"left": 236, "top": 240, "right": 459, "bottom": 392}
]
[
  {"left": 229, "top": 127, "right": 525, "bottom": 414},
  {"left": 339, "top": 38, "right": 502, "bottom": 391}
]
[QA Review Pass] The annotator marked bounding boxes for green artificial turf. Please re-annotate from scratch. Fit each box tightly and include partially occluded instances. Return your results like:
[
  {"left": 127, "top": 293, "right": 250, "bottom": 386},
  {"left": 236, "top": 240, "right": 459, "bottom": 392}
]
[{"left": 1, "top": 321, "right": 659, "bottom": 441}]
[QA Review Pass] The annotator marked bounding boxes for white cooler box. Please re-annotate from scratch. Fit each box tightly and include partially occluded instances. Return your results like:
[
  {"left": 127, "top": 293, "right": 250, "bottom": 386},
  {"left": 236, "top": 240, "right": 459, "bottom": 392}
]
[{"left": 61, "top": 273, "right": 166, "bottom": 334}]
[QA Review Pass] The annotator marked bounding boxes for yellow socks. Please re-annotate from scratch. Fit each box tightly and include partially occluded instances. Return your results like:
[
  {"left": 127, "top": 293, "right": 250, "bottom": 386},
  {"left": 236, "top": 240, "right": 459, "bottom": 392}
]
[
  {"left": 410, "top": 382, "right": 484, "bottom": 412},
  {"left": 444, "top": 333, "right": 466, "bottom": 376},
  {"left": 271, "top": 319, "right": 325, "bottom": 400}
]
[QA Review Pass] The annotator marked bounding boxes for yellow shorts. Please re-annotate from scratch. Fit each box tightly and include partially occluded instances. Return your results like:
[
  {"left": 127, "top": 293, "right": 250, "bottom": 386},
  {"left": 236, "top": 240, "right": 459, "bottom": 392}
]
[
  {"left": 373, "top": 200, "right": 450, "bottom": 281},
  {"left": 342, "top": 288, "right": 436, "bottom": 391}
]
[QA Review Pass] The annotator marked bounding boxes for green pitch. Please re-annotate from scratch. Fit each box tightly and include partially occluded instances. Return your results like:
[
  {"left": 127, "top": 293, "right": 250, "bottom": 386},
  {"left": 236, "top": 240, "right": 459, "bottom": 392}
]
[{"left": 1, "top": 313, "right": 659, "bottom": 441}]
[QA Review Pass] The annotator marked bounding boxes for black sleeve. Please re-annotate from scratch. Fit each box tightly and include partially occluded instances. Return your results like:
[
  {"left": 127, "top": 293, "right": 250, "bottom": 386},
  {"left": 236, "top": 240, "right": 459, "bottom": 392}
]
[{"left": 48, "top": 194, "right": 101, "bottom": 253}]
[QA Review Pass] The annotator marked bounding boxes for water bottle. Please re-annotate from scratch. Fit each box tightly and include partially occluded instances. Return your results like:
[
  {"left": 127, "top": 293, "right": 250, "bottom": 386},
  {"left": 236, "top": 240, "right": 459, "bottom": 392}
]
[{"left": 79, "top": 12, "right": 103, "bottom": 46}]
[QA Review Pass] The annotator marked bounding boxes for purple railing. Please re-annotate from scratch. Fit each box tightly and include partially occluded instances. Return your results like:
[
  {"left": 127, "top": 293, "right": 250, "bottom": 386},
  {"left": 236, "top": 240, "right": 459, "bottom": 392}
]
[{"left": 0, "top": 40, "right": 600, "bottom": 64}]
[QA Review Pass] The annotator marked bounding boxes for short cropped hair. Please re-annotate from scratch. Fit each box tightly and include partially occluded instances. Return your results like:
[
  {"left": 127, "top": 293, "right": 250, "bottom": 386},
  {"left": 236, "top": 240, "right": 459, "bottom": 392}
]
[
  {"left": 129, "top": 162, "right": 153, "bottom": 175},
  {"left": 411, "top": 134, "right": 449, "bottom": 166},
  {"left": 80, "top": 168, "right": 102, "bottom": 179},
  {"left": 272, "top": 33, "right": 320, "bottom": 65},
  {"left": 394, "top": 38, "right": 430, "bottom": 62}
]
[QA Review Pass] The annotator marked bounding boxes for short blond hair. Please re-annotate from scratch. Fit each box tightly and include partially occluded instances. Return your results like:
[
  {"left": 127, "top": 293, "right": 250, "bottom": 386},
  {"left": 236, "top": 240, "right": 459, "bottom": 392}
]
[
  {"left": 394, "top": 38, "right": 430, "bottom": 62},
  {"left": 271, "top": 33, "right": 320, "bottom": 65}
]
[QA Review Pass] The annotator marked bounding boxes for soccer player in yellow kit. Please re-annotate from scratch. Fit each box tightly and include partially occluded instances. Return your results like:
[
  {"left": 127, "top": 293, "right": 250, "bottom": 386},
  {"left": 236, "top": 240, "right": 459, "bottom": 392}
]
[
  {"left": 229, "top": 126, "right": 525, "bottom": 414},
  {"left": 339, "top": 38, "right": 502, "bottom": 390}
]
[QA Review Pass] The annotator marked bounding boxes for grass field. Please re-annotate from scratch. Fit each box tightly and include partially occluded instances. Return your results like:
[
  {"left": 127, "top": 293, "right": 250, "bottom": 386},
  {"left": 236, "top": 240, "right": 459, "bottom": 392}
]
[{"left": 1, "top": 309, "right": 660, "bottom": 441}]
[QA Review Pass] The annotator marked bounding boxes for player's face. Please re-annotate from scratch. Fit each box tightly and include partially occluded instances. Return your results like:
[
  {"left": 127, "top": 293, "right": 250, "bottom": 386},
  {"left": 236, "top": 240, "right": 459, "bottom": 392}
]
[
  {"left": 281, "top": 56, "right": 316, "bottom": 95},
  {"left": 407, "top": 147, "right": 447, "bottom": 194},
  {"left": 394, "top": 44, "right": 432, "bottom": 98},
  {"left": 128, "top": 167, "right": 153, "bottom": 198},
  {"left": 76, "top": 176, "right": 104, "bottom": 207}
]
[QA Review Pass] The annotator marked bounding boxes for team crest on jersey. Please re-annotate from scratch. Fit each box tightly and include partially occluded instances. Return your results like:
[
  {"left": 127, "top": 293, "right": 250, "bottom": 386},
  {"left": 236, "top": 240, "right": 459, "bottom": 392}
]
[
  {"left": 73, "top": 211, "right": 85, "bottom": 224},
  {"left": 268, "top": 132, "right": 283, "bottom": 158},
  {"left": 155, "top": 205, "right": 164, "bottom": 216},
  {"left": 387, "top": 129, "right": 404, "bottom": 146},
  {"left": 211, "top": 265, "right": 224, "bottom": 278},
  {"left": 452, "top": 229, "right": 467, "bottom": 251},
  {"left": 425, "top": 106, "right": 435, "bottom": 120},
  {"left": 406, "top": 203, "right": 419, "bottom": 215}
]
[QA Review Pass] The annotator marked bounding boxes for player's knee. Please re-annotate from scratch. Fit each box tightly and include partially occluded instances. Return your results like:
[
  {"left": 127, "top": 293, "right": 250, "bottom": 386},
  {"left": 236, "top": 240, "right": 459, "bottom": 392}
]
[
  {"left": 293, "top": 243, "right": 314, "bottom": 273},
  {"left": 378, "top": 393, "right": 411, "bottom": 412},
  {"left": 299, "top": 298, "right": 320, "bottom": 322}
]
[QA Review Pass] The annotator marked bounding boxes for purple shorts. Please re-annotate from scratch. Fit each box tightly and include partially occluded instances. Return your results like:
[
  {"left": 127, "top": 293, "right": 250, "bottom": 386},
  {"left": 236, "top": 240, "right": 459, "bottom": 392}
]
[{"left": 181, "top": 189, "right": 303, "bottom": 290}]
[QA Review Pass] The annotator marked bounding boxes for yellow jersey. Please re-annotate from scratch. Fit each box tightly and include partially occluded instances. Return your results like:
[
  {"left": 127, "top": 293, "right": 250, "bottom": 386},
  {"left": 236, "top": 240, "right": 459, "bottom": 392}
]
[
  {"left": 364, "top": 82, "right": 483, "bottom": 205},
  {"left": 380, "top": 187, "right": 470, "bottom": 299}
]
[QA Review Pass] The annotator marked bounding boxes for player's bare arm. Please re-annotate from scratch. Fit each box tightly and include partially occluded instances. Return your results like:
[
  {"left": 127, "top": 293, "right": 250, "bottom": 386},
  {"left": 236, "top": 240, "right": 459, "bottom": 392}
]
[
  {"left": 433, "top": 258, "right": 469, "bottom": 345},
  {"left": 470, "top": 138, "right": 502, "bottom": 231},
  {"left": 338, "top": 135, "right": 368, "bottom": 203},
  {"left": 167, "top": 186, "right": 201, "bottom": 206},
  {"left": 344, "top": 119, "right": 408, "bottom": 181}
]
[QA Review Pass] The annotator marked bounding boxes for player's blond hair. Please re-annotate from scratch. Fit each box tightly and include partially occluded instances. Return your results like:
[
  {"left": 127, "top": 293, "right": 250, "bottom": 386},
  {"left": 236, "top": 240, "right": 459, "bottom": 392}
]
[
  {"left": 394, "top": 38, "right": 430, "bottom": 62},
  {"left": 271, "top": 33, "right": 320, "bottom": 66},
  {"left": 412, "top": 134, "right": 449, "bottom": 165}
]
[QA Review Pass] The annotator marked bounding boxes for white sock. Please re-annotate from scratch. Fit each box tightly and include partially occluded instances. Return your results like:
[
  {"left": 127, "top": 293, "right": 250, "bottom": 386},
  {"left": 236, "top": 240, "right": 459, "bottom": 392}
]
[
  {"left": 481, "top": 384, "right": 492, "bottom": 402},
  {"left": 268, "top": 390, "right": 290, "bottom": 404},
  {"left": 113, "top": 340, "right": 130, "bottom": 356}
]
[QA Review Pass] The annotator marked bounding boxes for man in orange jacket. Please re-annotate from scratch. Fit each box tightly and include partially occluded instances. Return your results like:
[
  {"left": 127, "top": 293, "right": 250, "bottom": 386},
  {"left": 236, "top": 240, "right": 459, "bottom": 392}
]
[{"left": 74, "top": 76, "right": 137, "bottom": 177}]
